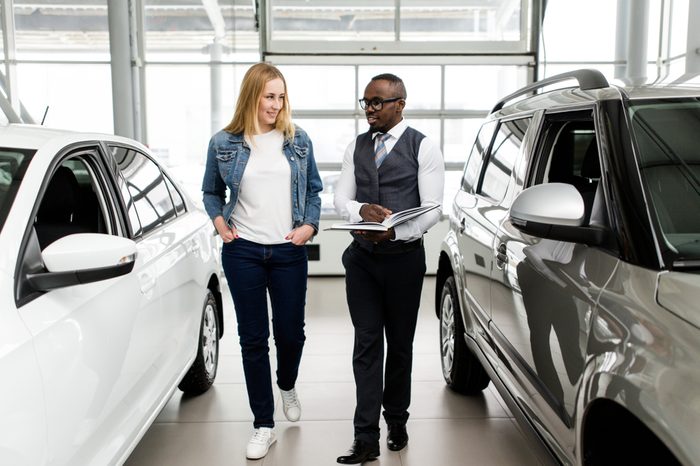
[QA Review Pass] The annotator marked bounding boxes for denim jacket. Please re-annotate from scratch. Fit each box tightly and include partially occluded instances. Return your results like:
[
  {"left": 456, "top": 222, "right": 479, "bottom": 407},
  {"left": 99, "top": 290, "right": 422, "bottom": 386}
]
[{"left": 202, "top": 126, "right": 323, "bottom": 233}]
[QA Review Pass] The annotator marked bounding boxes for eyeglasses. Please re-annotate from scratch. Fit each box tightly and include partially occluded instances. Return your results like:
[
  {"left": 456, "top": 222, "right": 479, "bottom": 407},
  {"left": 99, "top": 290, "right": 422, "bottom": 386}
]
[{"left": 358, "top": 96, "right": 403, "bottom": 111}]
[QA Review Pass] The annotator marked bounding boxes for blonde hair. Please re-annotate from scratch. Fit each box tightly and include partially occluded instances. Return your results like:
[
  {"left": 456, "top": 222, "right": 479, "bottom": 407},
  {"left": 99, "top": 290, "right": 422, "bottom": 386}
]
[{"left": 224, "top": 62, "right": 295, "bottom": 141}]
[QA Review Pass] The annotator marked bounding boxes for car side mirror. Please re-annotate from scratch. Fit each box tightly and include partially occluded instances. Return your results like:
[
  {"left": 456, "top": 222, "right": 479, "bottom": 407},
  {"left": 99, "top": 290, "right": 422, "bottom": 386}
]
[
  {"left": 510, "top": 183, "right": 607, "bottom": 246},
  {"left": 27, "top": 233, "right": 137, "bottom": 291}
]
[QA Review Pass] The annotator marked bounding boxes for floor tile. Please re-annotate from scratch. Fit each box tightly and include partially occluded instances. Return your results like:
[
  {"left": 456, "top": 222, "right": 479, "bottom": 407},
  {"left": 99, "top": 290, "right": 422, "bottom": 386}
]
[{"left": 126, "top": 276, "right": 543, "bottom": 466}]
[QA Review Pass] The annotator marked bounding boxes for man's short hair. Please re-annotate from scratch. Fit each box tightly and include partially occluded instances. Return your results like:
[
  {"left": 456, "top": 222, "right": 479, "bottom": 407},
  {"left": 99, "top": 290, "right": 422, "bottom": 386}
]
[{"left": 371, "top": 73, "right": 407, "bottom": 99}]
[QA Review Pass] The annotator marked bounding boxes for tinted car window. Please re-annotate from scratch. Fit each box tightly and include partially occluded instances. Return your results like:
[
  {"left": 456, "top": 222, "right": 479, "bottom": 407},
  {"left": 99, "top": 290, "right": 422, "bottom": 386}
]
[
  {"left": 629, "top": 99, "right": 700, "bottom": 260},
  {"left": 111, "top": 146, "right": 176, "bottom": 237},
  {"left": 462, "top": 120, "right": 496, "bottom": 192},
  {"left": 479, "top": 118, "right": 531, "bottom": 202},
  {"left": 0, "top": 148, "right": 33, "bottom": 234}
]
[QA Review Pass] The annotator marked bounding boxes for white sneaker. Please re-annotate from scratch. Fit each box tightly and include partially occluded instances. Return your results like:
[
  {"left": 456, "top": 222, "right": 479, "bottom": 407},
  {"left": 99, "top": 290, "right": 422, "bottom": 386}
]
[
  {"left": 280, "top": 387, "right": 302, "bottom": 422},
  {"left": 246, "top": 427, "right": 276, "bottom": 460}
]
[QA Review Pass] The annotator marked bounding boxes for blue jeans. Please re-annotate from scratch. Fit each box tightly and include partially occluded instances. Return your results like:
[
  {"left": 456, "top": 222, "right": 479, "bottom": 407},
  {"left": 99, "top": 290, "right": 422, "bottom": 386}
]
[{"left": 222, "top": 238, "right": 308, "bottom": 428}]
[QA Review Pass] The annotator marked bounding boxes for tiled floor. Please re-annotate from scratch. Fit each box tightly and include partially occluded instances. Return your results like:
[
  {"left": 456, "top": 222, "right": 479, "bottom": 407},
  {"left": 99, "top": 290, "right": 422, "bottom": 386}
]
[{"left": 125, "top": 276, "right": 541, "bottom": 466}]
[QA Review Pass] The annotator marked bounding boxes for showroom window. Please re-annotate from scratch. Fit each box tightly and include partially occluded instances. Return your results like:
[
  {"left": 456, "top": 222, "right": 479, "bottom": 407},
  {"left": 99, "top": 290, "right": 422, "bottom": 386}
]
[
  {"left": 266, "top": 0, "right": 529, "bottom": 54},
  {"left": 2, "top": 0, "right": 697, "bottom": 218}
]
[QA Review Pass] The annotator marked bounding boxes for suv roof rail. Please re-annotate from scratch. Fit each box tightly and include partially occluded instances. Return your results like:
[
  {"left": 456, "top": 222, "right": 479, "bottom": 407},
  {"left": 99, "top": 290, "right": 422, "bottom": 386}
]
[{"left": 491, "top": 68, "right": 610, "bottom": 113}]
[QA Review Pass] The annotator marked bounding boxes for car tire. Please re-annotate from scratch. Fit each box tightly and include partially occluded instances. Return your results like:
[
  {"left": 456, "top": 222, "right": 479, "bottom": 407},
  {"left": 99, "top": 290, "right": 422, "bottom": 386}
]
[
  {"left": 178, "top": 290, "right": 219, "bottom": 396},
  {"left": 440, "top": 276, "right": 490, "bottom": 394}
]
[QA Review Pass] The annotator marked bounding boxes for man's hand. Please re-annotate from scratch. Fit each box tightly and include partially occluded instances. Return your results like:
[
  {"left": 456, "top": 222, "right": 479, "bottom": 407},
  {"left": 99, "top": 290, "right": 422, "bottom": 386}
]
[
  {"left": 359, "top": 203, "right": 392, "bottom": 222},
  {"left": 355, "top": 227, "right": 395, "bottom": 244}
]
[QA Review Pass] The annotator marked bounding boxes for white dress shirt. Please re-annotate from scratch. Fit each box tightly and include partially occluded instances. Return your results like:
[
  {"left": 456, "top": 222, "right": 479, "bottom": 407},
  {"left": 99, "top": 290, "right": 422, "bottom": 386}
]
[{"left": 333, "top": 119, "right": 445, "bottom": 242}]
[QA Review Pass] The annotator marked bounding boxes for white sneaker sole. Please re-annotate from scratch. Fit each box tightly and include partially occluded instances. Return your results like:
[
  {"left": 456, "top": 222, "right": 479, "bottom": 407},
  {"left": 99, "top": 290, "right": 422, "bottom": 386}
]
[{"left": 246, "top": 436, "right": 277, "bottom": 459}]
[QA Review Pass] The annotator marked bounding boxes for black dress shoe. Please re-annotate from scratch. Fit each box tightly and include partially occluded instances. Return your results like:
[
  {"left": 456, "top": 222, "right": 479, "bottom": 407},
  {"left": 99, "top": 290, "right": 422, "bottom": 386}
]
[
  {"left": 387, "top": 423, "right": 408, "bottom": 451},
  {"left": 336, "top": 439, "right": 380, "bottom": 464}
]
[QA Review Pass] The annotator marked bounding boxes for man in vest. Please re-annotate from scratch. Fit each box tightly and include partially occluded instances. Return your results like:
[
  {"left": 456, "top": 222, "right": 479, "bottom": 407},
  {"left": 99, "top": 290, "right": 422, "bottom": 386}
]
[{"left": 333, "top": 73, "right": 444, "bottom": 464}]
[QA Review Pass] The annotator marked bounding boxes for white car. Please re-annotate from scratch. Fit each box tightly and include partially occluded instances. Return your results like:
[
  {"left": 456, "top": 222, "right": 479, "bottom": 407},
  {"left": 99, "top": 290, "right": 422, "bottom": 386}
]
[{"left": 0, "top": 124, "right": 223, "bottom": 465}]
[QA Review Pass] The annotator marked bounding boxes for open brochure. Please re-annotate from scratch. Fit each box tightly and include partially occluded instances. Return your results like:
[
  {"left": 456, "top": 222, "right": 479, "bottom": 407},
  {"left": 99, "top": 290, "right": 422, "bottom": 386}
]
[{"left": 325, "top": 204, "right": 440, "bottom": 232}]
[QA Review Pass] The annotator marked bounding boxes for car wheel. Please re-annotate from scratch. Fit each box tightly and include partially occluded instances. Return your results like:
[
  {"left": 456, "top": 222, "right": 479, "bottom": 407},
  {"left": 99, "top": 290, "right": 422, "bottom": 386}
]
[
  {"left": 179, "top": 290, "right": 219, "bottom": 395},
  {"left": 440, "top": 276, "right": 490, "bottom": 394}
]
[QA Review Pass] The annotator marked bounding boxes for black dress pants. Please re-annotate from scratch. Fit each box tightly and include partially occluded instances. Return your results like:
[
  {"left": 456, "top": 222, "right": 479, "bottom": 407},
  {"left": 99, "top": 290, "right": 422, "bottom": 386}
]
[{"left": 341, "top": 241, "right": 426, "bottom": 444}]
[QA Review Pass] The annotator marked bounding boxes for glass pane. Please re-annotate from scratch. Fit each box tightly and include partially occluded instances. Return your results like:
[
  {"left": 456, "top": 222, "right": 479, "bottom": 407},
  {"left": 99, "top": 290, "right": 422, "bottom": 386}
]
[
  {"left": 358, "top": 66, "right": 441, "bottom": 110},
  {"left": 647, "top": 0, "right": 662, "bottom": 63},
  {"left": 163, "top": 174, "right": 186, "bottom": 215},
  {"left": 629, "top": 99, "right": 700, "bottom": 257},
  {"left": 318, "top": 170, "right": 341, "bottom": 216},
  {"left": 144, "top": 0, "right": 259, "bottom": 62},
  {"left": 443, "top": 170, "right": 462, "bottom": 208},
  {"left": 669, "top": 0, "right": 689, "bottom": 58},
  {"left": 145, "top": 65, "right": 211, "bottom": 168},
  {"left": 445, "top": 65, "right": 528, "bottom": 111},
  {"left": 402, "top": 119, "right": 441, "bottom": 149},
  {"left": 542, "top": 0, "right": 617, "bottom": 62},
  {"left": 14, "top": 0, "right": 110, "bottom": 60},
  {"left": 278, "top": 65, "right": 355, "bottom": 110},
  {"left": 270, "top": 0, "right": 395, "bottom": 42},
  {"left": 112, "top": 146, "right": 176, "bottom": 235},
  {"left": 0, "top": 148, "right": 34, "bottom": 234},
  {"left": 294, "top": 119, "right": 356, "bottom": 165},
  {"left": 444, "top": 119, "right": 484, "bottom": 164},
  {"left": 541, "top": 64, "right": 615, "bottom": 84},
  {"left": 17, "top": 63, "right": 113, "bottom": 132},
  {"left": 479, "top": 118, "right": 530, "bottom": 202},
  {"left": 462, "top": 120, "right": 496, "bottom": 192},
  {"left": 400, "top": 0, "right": 522, "bottom": 42}
]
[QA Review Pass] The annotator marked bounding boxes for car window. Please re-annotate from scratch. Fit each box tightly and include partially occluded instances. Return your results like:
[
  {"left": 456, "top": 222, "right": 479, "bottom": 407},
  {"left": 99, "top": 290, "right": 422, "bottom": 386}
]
[
  {"left": 478, "top": 117, "right": 531, "bottom": 202},
  {"left": 163, "top": 174, "right": 186, "bottom": 216},
  {"left": 530, "top": 115, "right": 602, "bottom": 225},
  {"left": 110, "top": 146, "right": 176, "bottom": 237},
  {"left": 34, "top": 155, "right": 111, "bottom": 250},
  {"left": 0, "top": 147, "right": 34, "bottom": 235},
  {"left": 461, "top": 120, "right": 496, "bottom": 192},
  {"left": 629, "top": 99, "right": 700, "bottom": 260}
]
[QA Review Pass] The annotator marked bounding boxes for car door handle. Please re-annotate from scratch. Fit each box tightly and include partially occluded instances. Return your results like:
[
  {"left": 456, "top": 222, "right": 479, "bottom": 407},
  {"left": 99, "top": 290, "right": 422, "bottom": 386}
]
[
  {"left": 139, "top": 272, "right": 156, "bottom": 295},
  {"left": 496, "top": 243, "right": 508, "bottom": 265},
  {"left": 459, "top": 217, "right": 468, "bottom": 234},
  {"left": 186, "top": 240, "right": 201, "bottom": 255}
]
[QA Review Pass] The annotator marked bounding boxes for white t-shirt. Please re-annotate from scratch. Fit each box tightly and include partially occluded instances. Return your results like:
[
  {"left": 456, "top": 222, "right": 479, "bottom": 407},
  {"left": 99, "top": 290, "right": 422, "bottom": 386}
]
[{"left": 231, "top": 129, "right": 293, "bottom": 244}]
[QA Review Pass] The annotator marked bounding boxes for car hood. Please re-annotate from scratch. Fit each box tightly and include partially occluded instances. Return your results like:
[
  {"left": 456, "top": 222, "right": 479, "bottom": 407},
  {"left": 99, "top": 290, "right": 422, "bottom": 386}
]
[{"left": 657, "top": 271, "right": 700, "bottom": 329}]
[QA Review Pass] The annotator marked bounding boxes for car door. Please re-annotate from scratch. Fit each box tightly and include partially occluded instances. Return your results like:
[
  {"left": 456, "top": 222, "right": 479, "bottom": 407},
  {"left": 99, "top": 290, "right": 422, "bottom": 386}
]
[
  {"left": 454, "top": 119, "right": 497, "bottom": 329},
  {"left": 108, "top": 144, "right": 206, "bottom": 384},
  {"left": 489, "top": 111, "right": 619, "bottom": 458},
  {"left": 15, "top": 146, "right": 163, "bottom": 465},
  {"left": 0, "top": 147, "right": 47, "bottom": 465}
]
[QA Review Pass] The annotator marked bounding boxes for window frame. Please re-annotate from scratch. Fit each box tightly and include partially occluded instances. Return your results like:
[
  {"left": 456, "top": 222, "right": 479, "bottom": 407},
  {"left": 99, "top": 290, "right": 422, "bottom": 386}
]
[{"left": 263, "top": 0, "right": 532, "bottom": 56}]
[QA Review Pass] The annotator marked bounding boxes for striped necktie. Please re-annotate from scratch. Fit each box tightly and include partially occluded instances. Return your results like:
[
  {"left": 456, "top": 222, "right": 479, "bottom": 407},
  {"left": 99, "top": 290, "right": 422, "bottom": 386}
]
[{"left": 374, "top": 133, "right": 391, "bottom": 168}]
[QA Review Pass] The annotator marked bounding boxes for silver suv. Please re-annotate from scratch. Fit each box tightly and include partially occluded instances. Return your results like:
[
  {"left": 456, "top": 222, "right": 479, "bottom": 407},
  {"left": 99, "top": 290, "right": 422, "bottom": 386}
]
[{"left": 436, "top": 69, "right": 699, "bottom": 465}]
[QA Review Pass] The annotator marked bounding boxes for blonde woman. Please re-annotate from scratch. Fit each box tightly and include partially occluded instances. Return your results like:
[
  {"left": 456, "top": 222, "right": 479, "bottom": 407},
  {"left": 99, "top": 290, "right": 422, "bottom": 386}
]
[{"left": 202, "top": 62, "right": 322, "bottom": 460}]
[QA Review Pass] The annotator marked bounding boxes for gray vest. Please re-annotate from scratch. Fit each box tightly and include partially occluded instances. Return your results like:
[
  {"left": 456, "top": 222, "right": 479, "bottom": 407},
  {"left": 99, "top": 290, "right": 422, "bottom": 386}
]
[{"left": 352, "top": 126, "right": 425, "bottom": 252}]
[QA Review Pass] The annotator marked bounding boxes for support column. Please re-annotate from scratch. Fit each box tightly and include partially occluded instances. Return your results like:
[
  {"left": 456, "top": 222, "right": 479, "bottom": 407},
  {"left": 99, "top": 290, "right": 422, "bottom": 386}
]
[
  {"left": 627, "top": 0, "right": 649, "bottom": 85},
  {"left": 210, "top": 38, "right": 225, "bottom": 134},
  {"left": 1, "top": 0, "right": 19, "bottom": 115},
  {"left": 108, "top": 0, "right": 136, "bottom": 139},
  {"left": 614, "top": 0, "right": 629, "bottom": 82}
]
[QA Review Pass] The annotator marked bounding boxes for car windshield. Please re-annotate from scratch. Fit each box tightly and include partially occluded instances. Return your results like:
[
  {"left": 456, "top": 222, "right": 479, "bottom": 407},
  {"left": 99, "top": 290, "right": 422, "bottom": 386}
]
[
  {"left": 628, "top": 98, "right": 700, "bottom": 264},
  {"left": 0, "top": 147, "right": 34, "bottom": 234}
]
